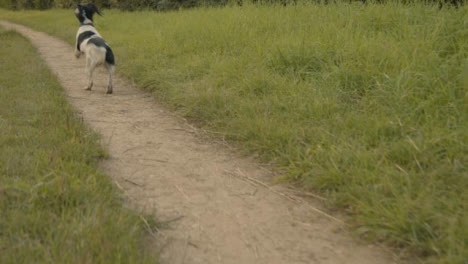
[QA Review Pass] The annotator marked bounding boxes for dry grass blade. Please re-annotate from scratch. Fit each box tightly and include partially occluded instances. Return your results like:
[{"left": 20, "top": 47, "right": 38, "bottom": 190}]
[
  {"left": 139, "top": 215, "right": 164, "bottom": 238},
  {"left": 227, "top": 169, "right": 345, "bottom": 225}
]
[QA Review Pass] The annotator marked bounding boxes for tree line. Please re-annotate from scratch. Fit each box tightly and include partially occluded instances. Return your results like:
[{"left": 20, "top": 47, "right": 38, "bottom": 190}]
[{"left": 0, "top": 0, "right": 464, "bottom": 14}]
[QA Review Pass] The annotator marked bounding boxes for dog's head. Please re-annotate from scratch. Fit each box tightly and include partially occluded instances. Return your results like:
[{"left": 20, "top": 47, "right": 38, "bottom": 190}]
[{"left": 75, "top": 3, "right": 101, "bottom": 24}]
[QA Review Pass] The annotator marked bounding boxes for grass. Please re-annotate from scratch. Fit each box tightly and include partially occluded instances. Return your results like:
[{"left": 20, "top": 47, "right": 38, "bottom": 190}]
[
  {"left": 0, "top": 29, "right": 156, "bottom": 263},
  {"left": 1, "top": 2, "right": 467, "bottom": 263}
]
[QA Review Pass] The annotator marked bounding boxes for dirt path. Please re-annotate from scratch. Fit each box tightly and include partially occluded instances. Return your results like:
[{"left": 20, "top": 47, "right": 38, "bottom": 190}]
[{"left": 1, "top": 21, "right": 398, "bottom": 264}]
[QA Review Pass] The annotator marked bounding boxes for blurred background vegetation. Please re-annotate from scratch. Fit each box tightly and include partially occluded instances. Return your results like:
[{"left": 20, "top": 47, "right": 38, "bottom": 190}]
[{"left": 0, "top": 0, "right": 464, "bottom": 11}]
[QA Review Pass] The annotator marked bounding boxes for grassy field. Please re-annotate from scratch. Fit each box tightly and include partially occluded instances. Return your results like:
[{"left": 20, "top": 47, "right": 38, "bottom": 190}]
[
  {"left": 0, "top": 29, "right": 156, "bottom": 263},
  {"left": 1, "top": 2, "right": 467, "bottom": 263}
]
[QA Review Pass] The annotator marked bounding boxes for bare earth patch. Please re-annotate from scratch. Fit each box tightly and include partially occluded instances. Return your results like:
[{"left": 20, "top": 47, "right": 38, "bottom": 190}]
[{"left": 1, "top": 21, "right": 398, "bottom": 264}]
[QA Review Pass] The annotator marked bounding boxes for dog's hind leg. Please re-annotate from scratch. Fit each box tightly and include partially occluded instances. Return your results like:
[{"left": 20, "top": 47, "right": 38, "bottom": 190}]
[
  {"left": 106, "top": 64, "right": 114, "bottom": 94},
  {"left": 85, "top": 56, "right": 96, "bottom": 91}
]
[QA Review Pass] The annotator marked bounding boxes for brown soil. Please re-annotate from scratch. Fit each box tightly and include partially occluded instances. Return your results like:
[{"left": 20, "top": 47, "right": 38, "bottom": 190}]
[{"left": 1, "top": 21, "right": 399, "bottom": 264}]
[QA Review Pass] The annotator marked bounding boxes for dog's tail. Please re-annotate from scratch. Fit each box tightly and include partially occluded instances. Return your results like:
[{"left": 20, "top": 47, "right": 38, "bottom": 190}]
[{"left": 105, "top": 46, "right": 115, "bottom": 65}]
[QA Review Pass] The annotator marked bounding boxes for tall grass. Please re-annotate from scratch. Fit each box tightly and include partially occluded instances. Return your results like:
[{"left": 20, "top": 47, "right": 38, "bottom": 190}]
[
  {"left": 0, "top": 29, "right": 156, "bottom": 263},
  {"left": 1, "top": 2, "right": 467, "bottom": 263}
]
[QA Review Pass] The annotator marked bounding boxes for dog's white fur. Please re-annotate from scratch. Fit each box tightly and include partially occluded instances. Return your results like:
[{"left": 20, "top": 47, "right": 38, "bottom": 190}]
[{"left": 74, "top": 4, "right": 114, "bottom": 94}]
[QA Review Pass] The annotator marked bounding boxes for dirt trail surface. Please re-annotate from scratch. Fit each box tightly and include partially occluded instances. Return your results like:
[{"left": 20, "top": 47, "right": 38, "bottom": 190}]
[{"left": 1, "top": 21, "right": 398, "bottom": 264}]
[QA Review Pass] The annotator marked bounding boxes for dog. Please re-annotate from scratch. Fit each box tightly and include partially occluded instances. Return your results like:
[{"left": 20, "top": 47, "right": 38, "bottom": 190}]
[{"left": 74, "top": 3, "right": 114, "bottom": 94}]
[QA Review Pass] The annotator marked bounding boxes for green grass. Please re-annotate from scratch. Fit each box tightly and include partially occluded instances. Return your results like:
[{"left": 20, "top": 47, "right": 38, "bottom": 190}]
[
  {"left": 1, "top": 2, "right": 467, "bottom": 263},
  {"left": 0, "top": 29, "right": 156, "bottom": 263}
]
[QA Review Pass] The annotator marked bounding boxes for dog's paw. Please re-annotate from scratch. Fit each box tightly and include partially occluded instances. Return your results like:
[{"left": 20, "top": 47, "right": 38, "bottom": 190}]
[
  {"left": 85, "top": 82, "right": 93, "bottom": 91},
  {"left": 74, "top": 51, "right": 81, "bottom": 58}
]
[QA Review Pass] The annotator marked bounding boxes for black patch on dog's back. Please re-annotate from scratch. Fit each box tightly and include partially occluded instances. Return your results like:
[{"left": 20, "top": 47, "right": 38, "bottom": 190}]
[
  {"left": 77, "top": 31, "right": 96, "bottom": 51},
  {"left": 87, "top": 37, "right": 115, "bottom": 65}
]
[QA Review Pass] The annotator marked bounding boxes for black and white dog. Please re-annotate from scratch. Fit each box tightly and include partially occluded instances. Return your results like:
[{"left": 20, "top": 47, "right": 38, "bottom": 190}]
[{"left": 74, "top": 3, "right": 114, "bottom": 94}]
